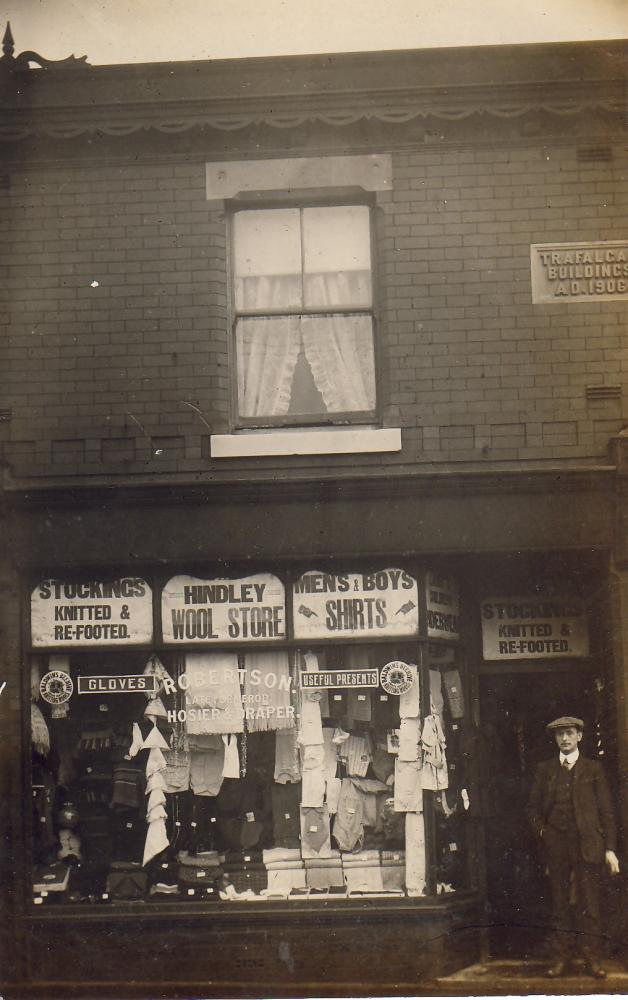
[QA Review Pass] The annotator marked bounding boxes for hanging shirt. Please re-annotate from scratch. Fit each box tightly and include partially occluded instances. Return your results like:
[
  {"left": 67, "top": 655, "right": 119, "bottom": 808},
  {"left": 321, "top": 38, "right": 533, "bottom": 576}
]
[{"left": 399, "top": 664, "right": 420, "bottom": 719}]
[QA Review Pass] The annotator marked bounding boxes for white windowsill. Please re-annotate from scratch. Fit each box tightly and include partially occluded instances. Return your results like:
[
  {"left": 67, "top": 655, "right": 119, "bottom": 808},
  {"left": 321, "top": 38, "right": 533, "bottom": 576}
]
[{"left": 210, "top": 427, "right": 402, "bottom": 458}]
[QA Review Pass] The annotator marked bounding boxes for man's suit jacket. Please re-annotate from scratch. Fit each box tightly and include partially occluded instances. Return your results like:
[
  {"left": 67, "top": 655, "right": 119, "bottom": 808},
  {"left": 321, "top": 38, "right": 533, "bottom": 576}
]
[{"left": 526, "top": 754, "right": 617, "bottom": 863}]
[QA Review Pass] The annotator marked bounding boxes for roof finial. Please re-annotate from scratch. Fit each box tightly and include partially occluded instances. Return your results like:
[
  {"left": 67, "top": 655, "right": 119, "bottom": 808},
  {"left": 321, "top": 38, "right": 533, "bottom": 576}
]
[{"left": 2, "top": 22, "right": 15, "bottom": 59}]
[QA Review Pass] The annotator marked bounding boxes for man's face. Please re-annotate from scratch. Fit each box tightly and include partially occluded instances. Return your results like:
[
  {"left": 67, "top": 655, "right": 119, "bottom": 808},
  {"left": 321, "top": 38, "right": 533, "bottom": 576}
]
[{"left": 554, "top": 726, "right": 582, "bottom": 754}]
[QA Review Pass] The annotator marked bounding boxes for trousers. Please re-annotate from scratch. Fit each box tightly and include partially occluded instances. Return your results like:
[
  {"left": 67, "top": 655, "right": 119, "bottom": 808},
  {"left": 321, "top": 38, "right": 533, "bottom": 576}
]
[{"left": 542, "top": 825, "right": 604, "bottom": 959}]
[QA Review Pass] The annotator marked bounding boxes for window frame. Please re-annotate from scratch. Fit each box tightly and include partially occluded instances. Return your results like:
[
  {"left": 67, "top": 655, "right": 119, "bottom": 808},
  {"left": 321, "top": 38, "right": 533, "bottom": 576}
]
[{"left": 227, "top": 195, "right": 382, "bottom": 431}]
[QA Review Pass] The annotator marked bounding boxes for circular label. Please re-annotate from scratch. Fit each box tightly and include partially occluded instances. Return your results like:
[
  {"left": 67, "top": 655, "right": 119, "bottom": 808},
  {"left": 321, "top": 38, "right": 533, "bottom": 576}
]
[
  {"left": 40, "top": 670, "right": 73, "bottom": 705},
  {"left": 380, "top": 660, "right": 414, "bottom": 696}
]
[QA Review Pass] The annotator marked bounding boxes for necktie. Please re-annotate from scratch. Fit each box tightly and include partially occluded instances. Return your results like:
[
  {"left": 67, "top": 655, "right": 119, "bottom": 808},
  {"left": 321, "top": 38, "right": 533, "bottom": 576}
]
[{"left": 562, "top": 759, "right": 572, "bottom": 770}]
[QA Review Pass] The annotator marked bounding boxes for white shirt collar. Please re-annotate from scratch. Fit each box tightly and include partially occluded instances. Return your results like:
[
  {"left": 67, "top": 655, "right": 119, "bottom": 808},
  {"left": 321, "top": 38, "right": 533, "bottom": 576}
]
[{"left": 559, "top": 748, "right": 579, "bottom": 765}]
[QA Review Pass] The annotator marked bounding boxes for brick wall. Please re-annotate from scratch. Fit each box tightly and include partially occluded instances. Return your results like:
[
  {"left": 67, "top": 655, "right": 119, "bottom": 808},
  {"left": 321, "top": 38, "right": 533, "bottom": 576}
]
[{"left": 1, "top": 140, "right": 626, "bottom": 482}]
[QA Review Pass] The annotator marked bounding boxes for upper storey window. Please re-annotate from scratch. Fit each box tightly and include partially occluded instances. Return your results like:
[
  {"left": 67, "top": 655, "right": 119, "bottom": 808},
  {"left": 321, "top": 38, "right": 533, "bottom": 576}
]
[{"left": 232, "top": 204, "right": 376, "bottom": 426}]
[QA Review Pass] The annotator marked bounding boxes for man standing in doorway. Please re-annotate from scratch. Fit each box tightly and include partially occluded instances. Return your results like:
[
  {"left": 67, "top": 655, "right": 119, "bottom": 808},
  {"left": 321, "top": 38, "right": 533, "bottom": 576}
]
[{"left": 526, "top": 716, "right": 620, "bottom": 979}]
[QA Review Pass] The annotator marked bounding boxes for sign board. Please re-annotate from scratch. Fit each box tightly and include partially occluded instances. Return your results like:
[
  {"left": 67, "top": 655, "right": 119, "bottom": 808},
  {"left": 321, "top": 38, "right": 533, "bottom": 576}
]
[
  {"left": 481, "top": 596, "right": 589, "bottom": 660},
  {"left": 292, "top": 569, "right": 419, "bottom": 640},
  {"left": 162, "top": 574, "right": 285, "bottom": 644},
  {"left": 426, "top": 571, "right": 460, "bottom": 641},
  {"left": 78, "top": 675, "right": 157, "bottom": 695},
  {"left": 531, "top": 241, "right": 628, "bottom": 303},
  {"left": 300, "top": 668, "right": 379, "bottom": 689},
  {"left": 31, "top": 579, "right": 153, "bottom": 647}
]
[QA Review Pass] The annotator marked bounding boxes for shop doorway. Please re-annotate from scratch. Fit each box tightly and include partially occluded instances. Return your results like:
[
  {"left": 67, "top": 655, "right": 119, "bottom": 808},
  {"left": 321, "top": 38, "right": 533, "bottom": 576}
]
[{"left": 478, "top": 667, "right": 597, "bottom": 958}]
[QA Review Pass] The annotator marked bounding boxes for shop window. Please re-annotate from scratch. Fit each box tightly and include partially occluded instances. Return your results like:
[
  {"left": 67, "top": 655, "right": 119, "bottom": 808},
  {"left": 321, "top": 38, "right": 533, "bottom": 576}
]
[
  {"left": 232, "top": 204, "right": 377, "bottom": 426},
  {"left": 30, "top": 640, "right": 473, "bottom": 907}
]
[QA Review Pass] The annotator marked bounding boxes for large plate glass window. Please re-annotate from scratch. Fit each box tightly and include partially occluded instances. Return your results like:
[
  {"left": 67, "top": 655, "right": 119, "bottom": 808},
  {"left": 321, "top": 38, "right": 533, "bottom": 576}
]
[{"left": 233, "top": 205, "right": 376, "bottom": 424}]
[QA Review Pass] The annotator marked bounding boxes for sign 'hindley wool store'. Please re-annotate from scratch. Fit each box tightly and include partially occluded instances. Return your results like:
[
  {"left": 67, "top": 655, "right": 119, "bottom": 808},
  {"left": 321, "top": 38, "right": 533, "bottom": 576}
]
[
  {"left": 162, "top": 574, "right": 286, "bottom": 643},
  {"left": 31, "top": 578, "right": 153, "bottom": 646}
]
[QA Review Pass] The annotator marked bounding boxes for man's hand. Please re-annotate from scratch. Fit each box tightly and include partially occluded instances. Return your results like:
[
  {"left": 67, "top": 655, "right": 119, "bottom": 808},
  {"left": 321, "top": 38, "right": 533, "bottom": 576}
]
[{"left": 605, "top": 850, "right": 620, "bottom": 875}]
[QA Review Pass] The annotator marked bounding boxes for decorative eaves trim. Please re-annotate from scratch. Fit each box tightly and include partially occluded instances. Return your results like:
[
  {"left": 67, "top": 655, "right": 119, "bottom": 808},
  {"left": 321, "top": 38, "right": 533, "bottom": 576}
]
[{"left": 0, "top": 83, "right": 623, "bottom": 142}]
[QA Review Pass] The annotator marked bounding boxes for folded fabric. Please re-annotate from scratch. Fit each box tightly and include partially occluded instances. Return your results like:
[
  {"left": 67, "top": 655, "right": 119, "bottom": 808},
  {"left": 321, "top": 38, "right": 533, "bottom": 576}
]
[
  {"left": 147, "top": 803, "right": 168, "bottom": 823},
  {"left": 265, "top": 859, "right": 305, "bottom": 871},
  {"left": 128, "top": 723, "right": 144, "bottom": 759},
  {"left": 381, "top": 850, "right": 405, "bottom": 863},
  {"left": 142, "top": 724, "right": 170, "bottom": 751},
  {"left": 147, "top": 788, "right": 166, "bottom": 811},
  {"left": 399, "top": 664, "right": 420, "bottom": 719},
  {"left": 306, "top": 866, "right": 344, "bottom": 889},
  {"left": 301, "top": 767, "right": 326, "bottom": 808},
  {"left": 344, "top": 866, "right": 384, "bottom": 892},
  {"left": 263, "top": 847, "right": 302, "bottom": 864},
  {"left": 143, "top": 818, "right": 169, "bottom": 866},
  {"left": 298, "top": 693, "right": 324, "bottom": 747},
  {"left": 177, "top": 865, "right": 222, "bottom": 886},
  {"left": 146, "top": 771, "right": 168, "bottom": 793},
  {"left": 143, "top": 654, "right": 174, "bottom": 699},
  {"left": 145, "top": 697, "right": 168, "bottom": 719},
  {"left": 394, "top": 759, "right": 423, "bottom": 812},
  {"left": 341, "top": 849, "right": 380, "bottom": 862},
  {"left": 325, "top": 776, "right": 342, "bottom": 815},
  {"left": 405, "top": 811, "right": 426, "bottom": 895},
  {"left": 382, "top": 865, "right": 405, "bottom": 891},
  {"left": 303, "top": 853, "right": 341, "bottom": 868},
  {"left": 146, "top": 747, "right": 167, "bottom": 776},
  {"left": 178, "top": 850, "right": 222, "bottom": 867},
  {"left": 398, "top": 718, "right": 421, "bottom": 762},
  {"left": 267, "top": 868, "right": 307, "bottom": 892},
  {"left": 271, "top": 782, "right": 301, "bottom": 846}
]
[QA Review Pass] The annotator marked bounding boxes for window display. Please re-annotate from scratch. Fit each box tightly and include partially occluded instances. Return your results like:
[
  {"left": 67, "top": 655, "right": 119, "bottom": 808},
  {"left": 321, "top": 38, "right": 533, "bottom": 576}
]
[{"left": 29, "top": 570, "right": 469, "bottom": 907}]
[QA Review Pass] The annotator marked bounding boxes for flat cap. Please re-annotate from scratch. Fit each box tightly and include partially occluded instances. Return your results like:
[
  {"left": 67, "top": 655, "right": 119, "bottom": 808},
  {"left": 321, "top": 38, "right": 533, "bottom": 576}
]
[{"left": 546, "top": 716, "right": 584, "bottom": 731}]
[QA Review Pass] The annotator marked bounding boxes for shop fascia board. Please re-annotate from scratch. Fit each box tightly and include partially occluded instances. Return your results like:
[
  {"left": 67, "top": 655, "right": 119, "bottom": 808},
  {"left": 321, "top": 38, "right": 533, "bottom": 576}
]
[{"left": 1, "top": 463, "right": 617, "bottom": 506}]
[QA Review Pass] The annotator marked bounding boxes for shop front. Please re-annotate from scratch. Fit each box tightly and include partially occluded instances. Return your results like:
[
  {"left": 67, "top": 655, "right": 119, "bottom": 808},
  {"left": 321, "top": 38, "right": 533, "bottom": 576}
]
[{"left": 2, "top": 471, "right": 623, "bottom": 996}]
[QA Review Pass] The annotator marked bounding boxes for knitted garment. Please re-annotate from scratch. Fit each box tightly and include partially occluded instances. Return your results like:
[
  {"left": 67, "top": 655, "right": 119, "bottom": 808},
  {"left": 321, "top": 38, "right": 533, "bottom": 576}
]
[
  {"left": 332, "top": 779, "right": 364, "bottom": 852},
  {"left": 300, "top": 805, "right": 332, "bottom": 858},
  {"left": 163, "top": 749, "right": 191, "bottom": 793},
  {"left": 420, "top": 714, "right": 448, "bottom": 791},
  {"left": 243, "top": 651, "right": 293, "bottom": 732},
  {"left": 190, "top": 749, "right": 225, "bottom": 797},
  {"left": 429, "top": 670, "right": 445, "bottom": 716},
  {"left": 347, "top": 690, "right": 372, "bottom": 724},
  {"left": 184, "top": 652, "right": 244, "bottom": 735},
  {"left": 343, "top": 734, "right": 372, "bottom": 777},
  {"left": 31, "top": 703, "right": 50, "bottom": 756},
  {"left": 298, "top": 691, "right": 324, "bottom": 747},
  {"left": 274, "top": 729, "right": 301, "bottom": 784},
  {"left": 442, "top": 669, "right": 464, "bottom": 719}
]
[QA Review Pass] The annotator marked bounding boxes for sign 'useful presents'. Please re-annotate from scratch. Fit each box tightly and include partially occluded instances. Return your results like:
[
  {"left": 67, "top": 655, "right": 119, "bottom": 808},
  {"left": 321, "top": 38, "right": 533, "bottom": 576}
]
[
  {"left": 292, "top": 569, "right": 419, "bottom": 640},
  {"left": 31, "top": 579, "right": 153, "bottom": 647},
  {"left": 481, "top": 596, "right": 589, "bottom": 660},
  {"left": 162, "top": 574, "right": 285, "bottom": 643}
]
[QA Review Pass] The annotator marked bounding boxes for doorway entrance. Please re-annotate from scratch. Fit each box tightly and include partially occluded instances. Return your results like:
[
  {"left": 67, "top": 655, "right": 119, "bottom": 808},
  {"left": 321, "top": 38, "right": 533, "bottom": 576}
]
[{"left": 478, "top": 667, "right": 597, "bottom": 958}]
